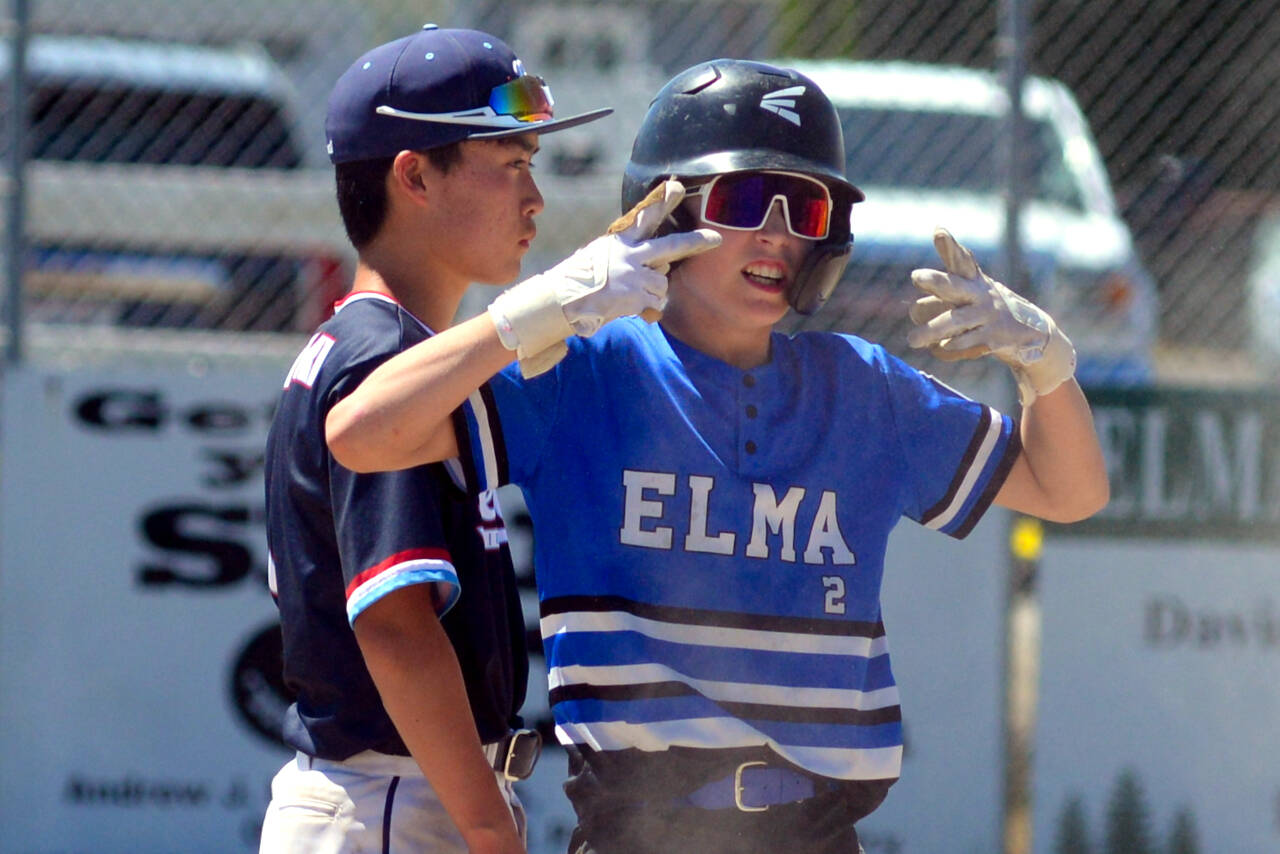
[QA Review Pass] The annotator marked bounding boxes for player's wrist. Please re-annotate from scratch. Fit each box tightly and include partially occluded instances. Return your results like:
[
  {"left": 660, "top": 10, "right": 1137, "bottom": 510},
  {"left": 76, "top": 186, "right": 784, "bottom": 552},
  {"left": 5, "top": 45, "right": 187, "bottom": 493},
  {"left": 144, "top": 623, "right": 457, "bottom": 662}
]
[
  {"left": 488, "top": 301, "right": 521, "bottom": 351},
  {"left": 1014, "top": 319, "right": 1076, "bottom": 405},
  {"left": 488, "top": 275, "right": 575, "bottom": 353},
  {"left": 488, "top": 276, "right": 575, "bottom": 379}
]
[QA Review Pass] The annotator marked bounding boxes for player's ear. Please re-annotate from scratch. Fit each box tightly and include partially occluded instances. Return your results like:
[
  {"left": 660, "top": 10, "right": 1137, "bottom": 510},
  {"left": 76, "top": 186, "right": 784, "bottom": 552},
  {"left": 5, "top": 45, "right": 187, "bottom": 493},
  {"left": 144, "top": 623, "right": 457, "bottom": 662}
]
[{"left": 390, "top": 150, "right": 431, "bottom": 204}]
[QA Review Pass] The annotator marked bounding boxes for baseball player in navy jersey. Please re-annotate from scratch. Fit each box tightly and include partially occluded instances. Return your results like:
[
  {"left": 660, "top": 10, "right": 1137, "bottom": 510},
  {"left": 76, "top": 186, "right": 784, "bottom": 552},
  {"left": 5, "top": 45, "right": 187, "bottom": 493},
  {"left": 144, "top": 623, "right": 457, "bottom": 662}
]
[
  {"left": 256, "top": 25, "right": 715, "bottom": 854},
  {"left": 324, "top": 59, "right": 1108, "bottom": 854}
]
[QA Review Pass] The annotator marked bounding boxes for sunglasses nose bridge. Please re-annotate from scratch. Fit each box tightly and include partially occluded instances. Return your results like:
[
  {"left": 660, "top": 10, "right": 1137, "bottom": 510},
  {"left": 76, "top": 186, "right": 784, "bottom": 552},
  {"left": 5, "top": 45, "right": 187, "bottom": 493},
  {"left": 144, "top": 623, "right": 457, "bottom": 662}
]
[{"left": 759, "top": 197, "right": 792, "bottom": 236}]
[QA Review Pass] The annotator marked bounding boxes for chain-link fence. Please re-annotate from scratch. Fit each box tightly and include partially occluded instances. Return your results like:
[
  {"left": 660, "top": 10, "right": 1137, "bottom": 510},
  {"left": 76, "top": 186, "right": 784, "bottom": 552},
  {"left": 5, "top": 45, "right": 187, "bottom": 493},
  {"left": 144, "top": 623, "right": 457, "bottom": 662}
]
[{"left": 3, "top": 0, "right": 1278, "bottom": 387}]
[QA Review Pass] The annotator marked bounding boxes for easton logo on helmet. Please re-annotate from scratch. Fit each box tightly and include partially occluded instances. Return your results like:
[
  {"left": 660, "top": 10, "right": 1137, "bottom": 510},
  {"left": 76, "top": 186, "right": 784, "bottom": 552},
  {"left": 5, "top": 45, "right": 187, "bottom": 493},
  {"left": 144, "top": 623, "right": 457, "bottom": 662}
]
[{"left": 759, "top": 86, "right": 805, "bottom": 126}]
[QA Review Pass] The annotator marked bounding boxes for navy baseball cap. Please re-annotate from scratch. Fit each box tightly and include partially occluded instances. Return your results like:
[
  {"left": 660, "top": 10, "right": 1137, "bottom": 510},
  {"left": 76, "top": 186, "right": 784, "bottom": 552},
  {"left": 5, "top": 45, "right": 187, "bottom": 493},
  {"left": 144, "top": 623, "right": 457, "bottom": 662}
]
[{"left": 326, "top": 24, "right": 613, "bottom": 164}]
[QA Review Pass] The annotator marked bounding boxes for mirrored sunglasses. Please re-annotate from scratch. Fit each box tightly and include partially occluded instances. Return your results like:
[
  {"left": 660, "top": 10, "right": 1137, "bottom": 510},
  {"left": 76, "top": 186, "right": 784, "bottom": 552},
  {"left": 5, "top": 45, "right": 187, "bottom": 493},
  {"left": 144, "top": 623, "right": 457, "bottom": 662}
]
[
  {"left": 686, "top": 171, "right": 833, "bottom": 240},
  {"left": 376, "top": 74, "right": 555, "bottom": 129}
]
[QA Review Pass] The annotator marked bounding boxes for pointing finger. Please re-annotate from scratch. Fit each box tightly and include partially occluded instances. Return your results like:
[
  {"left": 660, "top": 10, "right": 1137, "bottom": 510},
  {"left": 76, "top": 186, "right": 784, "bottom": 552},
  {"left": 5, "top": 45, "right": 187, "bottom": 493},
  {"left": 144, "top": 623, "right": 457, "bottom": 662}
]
[
  {"left": 637, "top": 228, "right": 722, "bottom": 266},
  {"left": 932, "top": 227, "right": 981, "bottom": 280},
  {"left": 609, "top": 180, "right": 687, "bottom": 243}
]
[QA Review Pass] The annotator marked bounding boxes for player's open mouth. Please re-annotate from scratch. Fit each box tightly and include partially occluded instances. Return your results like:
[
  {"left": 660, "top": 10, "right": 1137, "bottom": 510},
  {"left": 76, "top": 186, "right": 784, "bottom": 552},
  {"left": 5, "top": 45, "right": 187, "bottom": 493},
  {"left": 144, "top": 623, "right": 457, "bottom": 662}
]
[{"left": 742, "top": 261, "right": 786, "bottom": 290}]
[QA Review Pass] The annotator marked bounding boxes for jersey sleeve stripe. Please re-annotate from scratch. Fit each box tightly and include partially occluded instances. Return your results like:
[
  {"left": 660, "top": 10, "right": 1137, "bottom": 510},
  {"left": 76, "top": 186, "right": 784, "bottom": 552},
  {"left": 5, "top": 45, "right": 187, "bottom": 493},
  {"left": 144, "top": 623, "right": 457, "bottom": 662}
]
[
  {"left": 345, "top": 547, "right": 459, "bottom": 624},
  {"left": 949, "top": 423, "right": 1021, "bottom": 539},
  {"left": 919, "top": 406, "right": 1012, "bottom": 535},
  {"left": 346, "top": 547, "right": 452, "bottom": 592},
  {"left": 919, "top": 405, "right": 994, "bottom": 526},
  {"left": 464, "top": 384, "right": 508, "bottom": 490}
]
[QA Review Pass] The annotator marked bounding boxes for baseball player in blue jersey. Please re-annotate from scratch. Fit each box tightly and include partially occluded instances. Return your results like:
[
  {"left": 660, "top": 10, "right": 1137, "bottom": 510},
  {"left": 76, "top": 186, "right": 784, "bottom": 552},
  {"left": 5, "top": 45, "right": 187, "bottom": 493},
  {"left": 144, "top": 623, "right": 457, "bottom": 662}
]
[
  {"left": 256, "top": 25, "right": 711, "bottom": 854},
  {"left": 324, "top": 59, "right": 1108, "bottom": 854}
]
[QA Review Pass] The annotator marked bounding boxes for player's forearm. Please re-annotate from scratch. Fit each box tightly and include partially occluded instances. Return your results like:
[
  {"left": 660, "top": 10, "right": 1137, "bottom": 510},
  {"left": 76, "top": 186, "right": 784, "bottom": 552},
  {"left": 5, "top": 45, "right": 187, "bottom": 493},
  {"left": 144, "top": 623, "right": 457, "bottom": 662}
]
[
  {"left": 355, "top": 592, "right": 525, "bottom": 854},
  {"left": 327, "top": 312, "right": 515, "bottom": 473},
  {"left": 999, "top": 379, "right": 1109, "bottom": 521}
]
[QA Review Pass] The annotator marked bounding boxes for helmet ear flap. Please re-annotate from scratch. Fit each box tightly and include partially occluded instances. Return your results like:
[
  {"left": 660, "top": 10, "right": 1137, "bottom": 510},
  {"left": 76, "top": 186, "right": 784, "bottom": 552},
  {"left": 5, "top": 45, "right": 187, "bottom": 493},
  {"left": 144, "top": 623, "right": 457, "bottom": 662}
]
[
  {"left": 788, "top": 186, "right": 854, "bottom": 315},
  {"left": 788, "top": 239, "right": 852, "bottom": 315}
]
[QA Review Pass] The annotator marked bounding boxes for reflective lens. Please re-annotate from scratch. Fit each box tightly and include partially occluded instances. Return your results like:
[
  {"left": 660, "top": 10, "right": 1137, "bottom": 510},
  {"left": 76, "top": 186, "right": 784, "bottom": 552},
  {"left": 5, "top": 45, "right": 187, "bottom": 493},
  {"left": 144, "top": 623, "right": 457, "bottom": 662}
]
[
  {"left": 487, "top": 75, "right": 555, "bottom": 122},
  {"left": 377, "top": 75, "right": 558, "bottom": 129},
  {"left": 695, "top": 171, "right": 832, "bottom": 239}
]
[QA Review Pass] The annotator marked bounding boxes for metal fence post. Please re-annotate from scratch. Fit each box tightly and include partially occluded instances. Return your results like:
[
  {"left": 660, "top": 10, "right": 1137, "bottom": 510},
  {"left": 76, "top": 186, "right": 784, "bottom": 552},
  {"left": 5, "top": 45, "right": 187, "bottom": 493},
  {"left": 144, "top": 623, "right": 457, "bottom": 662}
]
[
  {"left": 5, "top": 0, "right": 27, "bottom": 365},
  {"left": 998, "top": 1, "right": 1037, "bottom": 853}
]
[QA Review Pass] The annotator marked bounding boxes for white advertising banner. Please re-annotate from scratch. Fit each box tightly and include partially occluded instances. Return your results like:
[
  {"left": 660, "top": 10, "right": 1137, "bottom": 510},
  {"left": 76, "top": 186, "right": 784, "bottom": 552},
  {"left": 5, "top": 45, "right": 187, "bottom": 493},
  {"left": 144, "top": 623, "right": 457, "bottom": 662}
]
[
  {"left": 1032, "top": 386, "right": 1280, "bottom": 853},
  {"left": 1036, "top": 538, "right": 1279, "bottom": 853},
  {"left": 0, "top": 364, "right": 294, "bottom": 852}
]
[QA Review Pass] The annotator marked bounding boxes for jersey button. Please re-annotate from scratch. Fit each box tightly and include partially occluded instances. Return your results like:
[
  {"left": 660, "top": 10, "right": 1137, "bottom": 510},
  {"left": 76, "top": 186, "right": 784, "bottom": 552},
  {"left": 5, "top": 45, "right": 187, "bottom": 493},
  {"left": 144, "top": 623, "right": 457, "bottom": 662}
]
[
  {"left": 745, "top": 440, "right": 757, "bottom": 454},
  {"left": 745, "top": 404, "right": 758, "bottom": 418},
  {"left": 742, "top": 374, "right": 756, "bottom": 388}
]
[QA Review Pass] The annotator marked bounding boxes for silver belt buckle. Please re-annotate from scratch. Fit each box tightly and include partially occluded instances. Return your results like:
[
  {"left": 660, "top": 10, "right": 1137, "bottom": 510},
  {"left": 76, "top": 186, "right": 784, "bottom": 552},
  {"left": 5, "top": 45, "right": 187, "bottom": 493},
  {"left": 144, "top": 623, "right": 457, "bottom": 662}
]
[
  {"left": 500, "top": 728, "right": 542, "bottom": 782},
  {"left": 734, "top": 760, "right": 769, "bottom": 812}
]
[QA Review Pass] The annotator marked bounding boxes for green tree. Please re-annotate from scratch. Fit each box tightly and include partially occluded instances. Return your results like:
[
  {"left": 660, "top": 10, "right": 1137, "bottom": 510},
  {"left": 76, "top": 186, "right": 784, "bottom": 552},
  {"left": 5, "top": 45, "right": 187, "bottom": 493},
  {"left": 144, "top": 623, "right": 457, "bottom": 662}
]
[
  {"left": 775, "top": 0, "right": 861, "bottom": 58},
  {"left": 1167, "top": 807, "right": 1199, "bottom": 854},
  {"left": 1054, "top": 795, "right": 1094, "bottom": 854},
  {"left": 1104, "top": 769, "right": 1155, "bottom": 854}
]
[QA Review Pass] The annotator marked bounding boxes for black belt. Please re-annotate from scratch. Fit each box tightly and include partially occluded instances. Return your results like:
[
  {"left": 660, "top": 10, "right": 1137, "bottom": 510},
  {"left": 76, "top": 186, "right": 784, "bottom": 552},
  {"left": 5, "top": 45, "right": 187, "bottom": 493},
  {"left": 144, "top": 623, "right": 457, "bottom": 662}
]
[{"left": 484, "top": 729, "right": 542, "bottom": 780}]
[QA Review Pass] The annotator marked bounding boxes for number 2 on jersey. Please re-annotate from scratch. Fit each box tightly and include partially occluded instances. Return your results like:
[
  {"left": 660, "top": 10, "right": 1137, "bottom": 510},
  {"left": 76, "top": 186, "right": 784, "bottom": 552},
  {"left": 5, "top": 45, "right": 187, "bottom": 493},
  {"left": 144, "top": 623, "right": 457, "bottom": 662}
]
[{"left": 822, "top": 575, "right": 846, "bottom": 614}]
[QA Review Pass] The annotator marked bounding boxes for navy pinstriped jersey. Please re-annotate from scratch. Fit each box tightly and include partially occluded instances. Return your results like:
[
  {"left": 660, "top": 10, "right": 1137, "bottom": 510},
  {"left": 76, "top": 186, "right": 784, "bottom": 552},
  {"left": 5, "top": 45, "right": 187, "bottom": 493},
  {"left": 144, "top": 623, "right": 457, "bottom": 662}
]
[
  {"left": 460, "top": 317, "right": 1017, "bottom": 782},
  {"left": 265, "top": 291, "right": 528, "bottom": 760}
]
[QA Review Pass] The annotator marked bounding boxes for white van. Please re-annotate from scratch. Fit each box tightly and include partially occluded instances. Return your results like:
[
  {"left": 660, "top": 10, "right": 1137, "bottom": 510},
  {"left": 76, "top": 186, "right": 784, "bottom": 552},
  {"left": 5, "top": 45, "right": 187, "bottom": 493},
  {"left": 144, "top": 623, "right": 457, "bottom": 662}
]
[
  {"left": 776, "top": 60, "right": 1159, "bottom": 387},
  {"left": 10, "top": 34, "right": 352, "bottom": 333}
]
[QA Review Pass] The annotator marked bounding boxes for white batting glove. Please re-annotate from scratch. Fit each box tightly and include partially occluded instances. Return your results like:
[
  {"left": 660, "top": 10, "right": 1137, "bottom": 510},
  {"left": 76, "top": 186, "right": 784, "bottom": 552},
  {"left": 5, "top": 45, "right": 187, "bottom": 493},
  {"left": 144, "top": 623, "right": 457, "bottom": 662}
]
[
  {"left": 907, "top": 227, "right": 1076, "bottom": 405},
  {"left": 488, "top": 180, "right": 720, "bottom": 378}
]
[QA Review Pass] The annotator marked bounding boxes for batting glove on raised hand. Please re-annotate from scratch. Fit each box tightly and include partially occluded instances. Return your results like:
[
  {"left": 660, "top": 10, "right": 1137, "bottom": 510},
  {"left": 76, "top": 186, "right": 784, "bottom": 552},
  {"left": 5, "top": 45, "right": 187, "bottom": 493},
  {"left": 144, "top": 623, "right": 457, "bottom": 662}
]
[
  {"left": 907, "top": 227, "right": 1076, "bottom": 405},
  {"left": 488, "top": 180, "right": 720, "bottom": 378}
]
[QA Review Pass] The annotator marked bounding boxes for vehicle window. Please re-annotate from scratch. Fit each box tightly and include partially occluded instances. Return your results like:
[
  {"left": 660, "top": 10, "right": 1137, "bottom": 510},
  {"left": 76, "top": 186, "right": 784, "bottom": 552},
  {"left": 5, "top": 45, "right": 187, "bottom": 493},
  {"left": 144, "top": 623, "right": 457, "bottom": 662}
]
[
  {"left": 30, "top": 81, "right": 303, "bottom": 169},
  {"left": 838, "top": 107, "right": 1082, "bottom": 209}
]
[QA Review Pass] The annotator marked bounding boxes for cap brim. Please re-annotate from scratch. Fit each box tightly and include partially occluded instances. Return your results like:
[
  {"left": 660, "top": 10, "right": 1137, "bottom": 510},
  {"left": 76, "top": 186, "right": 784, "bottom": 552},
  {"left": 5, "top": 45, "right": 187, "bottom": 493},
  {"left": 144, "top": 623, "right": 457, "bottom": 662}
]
[{"left": 467, "top": 107, "right": 613, "bottom": 139}]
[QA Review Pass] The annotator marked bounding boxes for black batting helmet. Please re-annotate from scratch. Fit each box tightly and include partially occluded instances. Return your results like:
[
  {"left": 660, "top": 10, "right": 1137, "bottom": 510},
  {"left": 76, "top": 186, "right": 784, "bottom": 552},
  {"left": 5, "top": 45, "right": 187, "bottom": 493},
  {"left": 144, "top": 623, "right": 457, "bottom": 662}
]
[{"left": 622, "top": 59, "right": 863, "bottom": 314}]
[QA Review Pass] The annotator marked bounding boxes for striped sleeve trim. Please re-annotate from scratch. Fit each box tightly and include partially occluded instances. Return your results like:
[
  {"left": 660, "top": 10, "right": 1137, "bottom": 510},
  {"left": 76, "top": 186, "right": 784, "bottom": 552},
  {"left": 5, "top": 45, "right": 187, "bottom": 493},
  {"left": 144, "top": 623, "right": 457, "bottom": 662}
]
[
  {"left": 951, "top": 423, "right": 1021, "bottom": 539},
  {"left": 345, "top": 547, "right": 459, "bottom": 625},
  {"left": 920, "top": 406, "right": 1017, "bottom": 537},
  {"left": 463, "top": 383, "right": 508, "bottom": 491}
]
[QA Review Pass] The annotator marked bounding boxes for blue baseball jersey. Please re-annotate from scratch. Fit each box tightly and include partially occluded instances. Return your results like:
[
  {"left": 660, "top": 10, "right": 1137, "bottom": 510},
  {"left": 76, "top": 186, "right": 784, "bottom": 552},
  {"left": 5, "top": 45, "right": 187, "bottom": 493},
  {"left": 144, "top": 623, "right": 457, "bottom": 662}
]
[
  {"left": 460, "top": 317, "right": 1017, "bottom": 783},
  {"left": 265, "top": 291, "right": 528, "bottom": 760}
]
